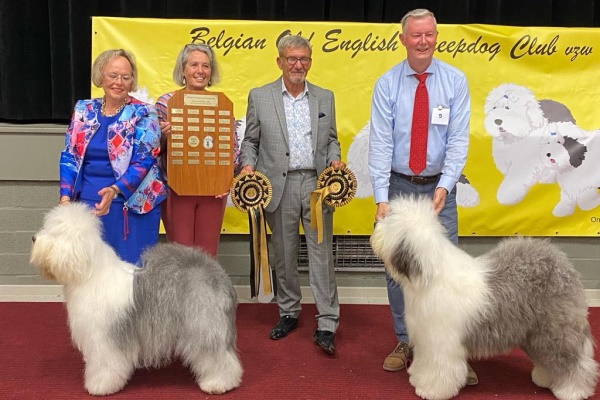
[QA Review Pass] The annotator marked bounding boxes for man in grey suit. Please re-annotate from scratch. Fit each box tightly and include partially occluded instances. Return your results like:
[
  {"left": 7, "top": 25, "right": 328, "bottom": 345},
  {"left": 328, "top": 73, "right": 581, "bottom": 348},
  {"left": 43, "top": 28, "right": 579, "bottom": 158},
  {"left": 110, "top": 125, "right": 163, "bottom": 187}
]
[{"left": 240, "top": 35, "right": 345, "bottom": 355}]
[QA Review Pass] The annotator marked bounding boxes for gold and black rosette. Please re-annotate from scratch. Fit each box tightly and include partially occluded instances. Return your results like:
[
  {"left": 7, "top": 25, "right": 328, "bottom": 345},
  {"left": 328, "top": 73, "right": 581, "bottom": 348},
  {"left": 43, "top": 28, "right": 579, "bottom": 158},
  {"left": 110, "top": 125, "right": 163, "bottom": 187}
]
[
  {"left": 310, "top": 166, "right": 357, "bottom": 243},
  {"left": 230, "top": 171, "right": 275, "bottom": 303},
  {"left": 230, "top": 171, "right": 273, "bottom": 212}
]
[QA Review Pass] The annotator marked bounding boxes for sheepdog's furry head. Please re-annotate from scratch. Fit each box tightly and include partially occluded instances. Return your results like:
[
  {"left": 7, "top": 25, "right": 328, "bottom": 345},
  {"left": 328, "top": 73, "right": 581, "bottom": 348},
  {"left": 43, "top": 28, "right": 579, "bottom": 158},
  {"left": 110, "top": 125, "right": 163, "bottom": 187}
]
[
  {"left": 370, "top": 195, "right": 451, "bottom": 285},
  {"left": 370, "top": 195, "right": 598, "bottom": 400},
  {"left": 30, "top": 203, "right": 108, "bottom": 284}
]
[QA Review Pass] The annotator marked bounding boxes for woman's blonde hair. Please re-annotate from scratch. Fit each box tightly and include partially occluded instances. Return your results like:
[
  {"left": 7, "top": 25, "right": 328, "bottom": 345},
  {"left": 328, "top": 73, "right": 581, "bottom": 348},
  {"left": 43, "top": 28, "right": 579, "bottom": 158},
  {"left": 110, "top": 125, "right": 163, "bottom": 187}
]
[
  {"left": 172, "top": 43, "right": 221, "bottom": 87},
  {"left": 91, "top": 49, "right": 138, "bottom": 91}
]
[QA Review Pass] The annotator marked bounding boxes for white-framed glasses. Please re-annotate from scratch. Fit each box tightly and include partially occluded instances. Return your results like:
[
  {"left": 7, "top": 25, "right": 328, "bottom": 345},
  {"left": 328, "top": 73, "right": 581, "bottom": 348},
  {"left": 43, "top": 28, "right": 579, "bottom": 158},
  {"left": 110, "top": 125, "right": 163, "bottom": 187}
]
[
  {"left": 103, "top": 73, "right": 133, "bottom": 83},
  {"left": 285, "top": 57, "right": 312, "bottom": 66}
]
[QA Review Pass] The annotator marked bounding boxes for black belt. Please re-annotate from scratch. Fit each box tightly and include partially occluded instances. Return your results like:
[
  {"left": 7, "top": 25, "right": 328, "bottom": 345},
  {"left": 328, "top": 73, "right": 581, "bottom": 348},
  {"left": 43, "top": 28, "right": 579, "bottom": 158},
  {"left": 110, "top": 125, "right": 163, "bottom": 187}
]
[{"left": 392, "top": 171, "right": 441, "bottom": 185}]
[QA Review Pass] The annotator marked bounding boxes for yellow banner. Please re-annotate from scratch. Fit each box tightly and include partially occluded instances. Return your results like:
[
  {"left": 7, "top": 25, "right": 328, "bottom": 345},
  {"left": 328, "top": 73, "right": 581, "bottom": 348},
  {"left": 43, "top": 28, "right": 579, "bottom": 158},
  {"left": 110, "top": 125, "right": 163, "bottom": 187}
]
[{"left": 92, "top": 17, "right": 600, "bottom": 236}]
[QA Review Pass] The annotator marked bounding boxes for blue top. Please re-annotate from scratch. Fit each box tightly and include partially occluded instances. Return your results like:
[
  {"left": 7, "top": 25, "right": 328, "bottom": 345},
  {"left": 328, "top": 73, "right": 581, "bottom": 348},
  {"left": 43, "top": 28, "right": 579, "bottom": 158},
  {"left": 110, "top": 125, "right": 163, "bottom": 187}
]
[
  {"left": 368, "top": 58, "right": 470, "bottom": 204},
  {"left": 60, "top": 98, "right": 167, "bottom": 214},
  {"left": 80, "top": 113, "right": 124, "bottom": 202}
]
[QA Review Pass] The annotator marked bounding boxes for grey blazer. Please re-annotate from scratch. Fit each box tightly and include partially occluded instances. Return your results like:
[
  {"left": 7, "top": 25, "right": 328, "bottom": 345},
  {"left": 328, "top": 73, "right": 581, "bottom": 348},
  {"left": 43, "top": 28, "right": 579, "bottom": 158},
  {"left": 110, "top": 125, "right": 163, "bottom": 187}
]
[{"left": 240, "top": 78, "right": 341, "bottom": 212}]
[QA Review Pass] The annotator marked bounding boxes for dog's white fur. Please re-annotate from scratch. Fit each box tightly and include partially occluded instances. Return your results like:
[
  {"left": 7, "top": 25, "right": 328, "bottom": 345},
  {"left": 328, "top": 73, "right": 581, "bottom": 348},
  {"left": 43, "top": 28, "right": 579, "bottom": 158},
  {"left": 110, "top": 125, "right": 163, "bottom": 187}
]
[
  {"left": 541, "top": 123, "right": 600, "bottom": 216},
  {"left": 484, "top": 83, "right": 557, "bottom": 204},
  {"left": 30, "top": 203, "right": 242, "bottom": 396},
  {"left": 371, "top": 196, "right": 598, "bottom": 400}
]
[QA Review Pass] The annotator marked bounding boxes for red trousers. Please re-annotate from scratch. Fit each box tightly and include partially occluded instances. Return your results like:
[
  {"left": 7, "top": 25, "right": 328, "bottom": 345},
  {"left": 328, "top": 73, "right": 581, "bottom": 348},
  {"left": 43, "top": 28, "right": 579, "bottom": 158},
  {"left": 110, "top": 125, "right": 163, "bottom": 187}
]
[{"left": 161, "top": 191, "right": 226, "bottom": 257}]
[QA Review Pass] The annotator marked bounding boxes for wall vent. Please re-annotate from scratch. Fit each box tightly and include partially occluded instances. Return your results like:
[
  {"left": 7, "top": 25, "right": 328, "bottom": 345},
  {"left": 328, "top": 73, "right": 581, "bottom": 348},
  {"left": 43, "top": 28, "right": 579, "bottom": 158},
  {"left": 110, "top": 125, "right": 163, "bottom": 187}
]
[{"left": 298, "top": 235, "right": 384, "bottom": 272}]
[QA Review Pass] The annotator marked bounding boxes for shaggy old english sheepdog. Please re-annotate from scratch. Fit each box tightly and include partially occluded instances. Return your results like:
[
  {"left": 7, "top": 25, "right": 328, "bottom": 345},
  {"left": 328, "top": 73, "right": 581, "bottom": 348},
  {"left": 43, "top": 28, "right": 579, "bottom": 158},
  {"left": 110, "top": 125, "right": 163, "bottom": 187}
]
[
  {"left": 370, "top": 196, "right": 598, "bottom": 400},
  {"left": 30, "top": 203, "right": 242, "bottom": 396}
]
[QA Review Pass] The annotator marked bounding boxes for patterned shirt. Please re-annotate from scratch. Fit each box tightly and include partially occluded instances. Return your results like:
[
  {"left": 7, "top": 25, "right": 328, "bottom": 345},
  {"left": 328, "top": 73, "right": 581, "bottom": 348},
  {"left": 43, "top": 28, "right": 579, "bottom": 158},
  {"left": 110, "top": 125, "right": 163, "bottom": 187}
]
[{"left": 282, "top": 82, "right": 314, "bottom": 170}]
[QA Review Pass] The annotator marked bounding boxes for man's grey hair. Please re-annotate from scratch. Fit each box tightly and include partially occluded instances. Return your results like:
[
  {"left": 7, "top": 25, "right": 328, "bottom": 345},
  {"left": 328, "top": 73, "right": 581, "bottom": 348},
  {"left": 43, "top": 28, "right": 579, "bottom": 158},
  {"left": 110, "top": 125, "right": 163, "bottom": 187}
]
[
  {"left": 401, "top": 8, "right": 437, "bottom": 32},
  {"left": 277, "top": 35, "right": 312, "bottom": 57}
]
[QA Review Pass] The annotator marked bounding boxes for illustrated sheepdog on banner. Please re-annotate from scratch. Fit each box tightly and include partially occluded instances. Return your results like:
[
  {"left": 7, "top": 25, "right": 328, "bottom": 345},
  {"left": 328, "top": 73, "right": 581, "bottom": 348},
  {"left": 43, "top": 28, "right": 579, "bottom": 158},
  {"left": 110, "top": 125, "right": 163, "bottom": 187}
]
[
  {"left": 370, "top": 195, "right": 598, "bottom": 400},
  {"left": 30, "top": 203, "right": 243, "bottom": 396},
  {"left": 484, "top": 83, "right": 600, "bottom": 216}
]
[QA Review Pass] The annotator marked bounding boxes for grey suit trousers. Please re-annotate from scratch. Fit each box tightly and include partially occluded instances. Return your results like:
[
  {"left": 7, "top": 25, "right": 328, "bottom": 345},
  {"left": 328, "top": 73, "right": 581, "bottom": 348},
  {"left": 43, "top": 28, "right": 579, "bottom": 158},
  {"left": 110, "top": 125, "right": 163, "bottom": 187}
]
[{"left": 265, "top": 170, "right": 340, "bottom": 332}]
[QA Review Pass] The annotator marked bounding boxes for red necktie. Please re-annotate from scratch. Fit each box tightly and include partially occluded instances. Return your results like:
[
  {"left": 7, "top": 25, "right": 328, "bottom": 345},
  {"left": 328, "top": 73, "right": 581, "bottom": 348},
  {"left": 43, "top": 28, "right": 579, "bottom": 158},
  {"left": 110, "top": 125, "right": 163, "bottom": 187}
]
[{"left": 409, "top": 73, "right": 429, "bottom": 175}]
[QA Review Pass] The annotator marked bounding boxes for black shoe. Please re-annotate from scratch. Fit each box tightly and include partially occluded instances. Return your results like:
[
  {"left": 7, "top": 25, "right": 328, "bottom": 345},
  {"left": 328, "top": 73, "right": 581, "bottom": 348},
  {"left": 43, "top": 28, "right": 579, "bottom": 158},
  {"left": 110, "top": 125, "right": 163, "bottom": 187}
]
[
  {"left": 269, "top": 316, "right": 298, "bottom": 340},
  {"left": 313, "top": 330, "right": 335, "bottom": 355}
]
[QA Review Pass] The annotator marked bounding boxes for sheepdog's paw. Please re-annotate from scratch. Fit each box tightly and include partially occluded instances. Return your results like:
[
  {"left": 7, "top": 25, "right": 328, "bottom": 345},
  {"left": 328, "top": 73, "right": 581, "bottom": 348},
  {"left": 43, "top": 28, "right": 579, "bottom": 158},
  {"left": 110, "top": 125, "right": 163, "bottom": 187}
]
[
  {"left": 84, "top": 372, "right": 128, "bottom": 396},
  {"left": 531, "top": 365, "right": 552, "bottom": 389},
  {"left": 410, "top": 374, "right": 461, "bottom": 400}
]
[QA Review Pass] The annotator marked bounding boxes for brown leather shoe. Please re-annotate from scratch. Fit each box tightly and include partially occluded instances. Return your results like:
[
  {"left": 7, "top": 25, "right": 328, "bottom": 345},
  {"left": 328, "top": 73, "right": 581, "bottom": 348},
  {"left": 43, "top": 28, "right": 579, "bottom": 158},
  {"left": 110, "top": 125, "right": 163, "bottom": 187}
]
[
  {"left": 466, "top": 363, "right": 478, "bottom": 386},
  {"left": 383, "top": 341, "right": 413, "bottom": 371}
]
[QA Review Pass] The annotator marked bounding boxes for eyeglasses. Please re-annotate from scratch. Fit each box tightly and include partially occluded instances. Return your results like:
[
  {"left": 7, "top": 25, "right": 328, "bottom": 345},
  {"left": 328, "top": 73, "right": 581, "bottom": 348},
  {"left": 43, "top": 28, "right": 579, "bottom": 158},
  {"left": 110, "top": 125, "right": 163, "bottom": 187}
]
[
  {"left": 285, "top": 57, "right": 312, "bottom": 66},
  {"left": 103, "top": 73, "right": 133, "bottom": 83}
]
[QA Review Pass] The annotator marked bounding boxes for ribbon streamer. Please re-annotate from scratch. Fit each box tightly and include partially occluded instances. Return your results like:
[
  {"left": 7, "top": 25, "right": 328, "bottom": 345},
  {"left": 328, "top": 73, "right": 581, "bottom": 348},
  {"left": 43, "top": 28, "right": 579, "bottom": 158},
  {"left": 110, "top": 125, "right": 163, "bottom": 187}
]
[
  {"left": 310, "top": 166, "right": 358, "bottom": 244},
  {"left": 230, "top": 172, "right": 274, "bottom": 303},
  {"left": 310, "top": 185, "right": 335, "bottom": 244}
]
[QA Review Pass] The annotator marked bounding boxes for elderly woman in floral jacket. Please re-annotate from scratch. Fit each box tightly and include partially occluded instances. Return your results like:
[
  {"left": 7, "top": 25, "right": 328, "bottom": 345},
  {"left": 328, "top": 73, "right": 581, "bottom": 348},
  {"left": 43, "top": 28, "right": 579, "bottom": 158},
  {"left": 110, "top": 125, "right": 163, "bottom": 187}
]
[{"left": 59, "top": 48, "right": 167, "bottom": 265}]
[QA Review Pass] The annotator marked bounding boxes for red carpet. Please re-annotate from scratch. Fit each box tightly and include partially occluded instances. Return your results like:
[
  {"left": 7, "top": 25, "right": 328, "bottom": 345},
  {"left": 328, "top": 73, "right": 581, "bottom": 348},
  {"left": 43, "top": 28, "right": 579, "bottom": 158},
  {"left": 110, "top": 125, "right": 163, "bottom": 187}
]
[{"left": 1, "top": 302, "right": 599, "bottom": 399}]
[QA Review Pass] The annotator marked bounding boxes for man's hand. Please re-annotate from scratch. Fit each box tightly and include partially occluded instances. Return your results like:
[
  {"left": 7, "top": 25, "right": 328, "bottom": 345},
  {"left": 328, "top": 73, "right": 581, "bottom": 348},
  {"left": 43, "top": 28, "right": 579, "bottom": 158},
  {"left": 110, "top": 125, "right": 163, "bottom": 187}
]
[
  {"left": 375, "top": 202, "right": 390, "bottom": 222},
  {"left": 240, "top": 165, "right": 254, "bottom": 175},
  {"left": 330, "top": 160, "right": 346, "bottom": 169},
  {"left": 432, "top": 187, "right": 448, "bottom": 214}
]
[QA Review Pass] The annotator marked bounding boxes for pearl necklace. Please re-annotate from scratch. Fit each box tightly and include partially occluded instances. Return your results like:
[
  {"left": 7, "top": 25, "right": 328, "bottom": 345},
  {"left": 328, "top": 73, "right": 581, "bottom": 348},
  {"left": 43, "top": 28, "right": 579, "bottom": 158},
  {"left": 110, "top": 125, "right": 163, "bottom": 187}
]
[{"left": 101, "top": 97, "right": 127, "bottom": 117}]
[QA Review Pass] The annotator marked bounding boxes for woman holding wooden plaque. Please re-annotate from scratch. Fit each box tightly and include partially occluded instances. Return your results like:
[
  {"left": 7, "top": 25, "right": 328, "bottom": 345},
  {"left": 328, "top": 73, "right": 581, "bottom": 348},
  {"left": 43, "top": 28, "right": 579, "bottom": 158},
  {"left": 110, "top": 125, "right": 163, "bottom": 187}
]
[{"left": 155, "top": 43, "right": 239, "bottom": 257}]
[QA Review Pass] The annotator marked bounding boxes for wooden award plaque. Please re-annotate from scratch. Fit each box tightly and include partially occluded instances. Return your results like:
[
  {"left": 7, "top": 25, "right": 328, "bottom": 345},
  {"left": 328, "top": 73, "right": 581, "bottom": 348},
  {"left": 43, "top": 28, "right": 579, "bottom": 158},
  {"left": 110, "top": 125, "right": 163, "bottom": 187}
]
[{"left": 166, "top": 90, "right": 234, "bottom": 196}]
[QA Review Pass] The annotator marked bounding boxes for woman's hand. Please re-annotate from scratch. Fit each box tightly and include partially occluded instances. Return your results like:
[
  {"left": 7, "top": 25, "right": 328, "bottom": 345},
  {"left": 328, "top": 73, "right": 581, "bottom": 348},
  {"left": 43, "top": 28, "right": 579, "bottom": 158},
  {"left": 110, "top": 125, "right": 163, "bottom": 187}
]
[
  {"left": 59, "top": 196, "right": 71, "bottom": 206},
  {"left": 159, "top": 120, "right": 171, "bottom": 135},
  {"left": 215, "top": 190, "right": 230, "bottom": 199},
  {"left": 95, "top": 186, "right": 118, "bottom": 216}
]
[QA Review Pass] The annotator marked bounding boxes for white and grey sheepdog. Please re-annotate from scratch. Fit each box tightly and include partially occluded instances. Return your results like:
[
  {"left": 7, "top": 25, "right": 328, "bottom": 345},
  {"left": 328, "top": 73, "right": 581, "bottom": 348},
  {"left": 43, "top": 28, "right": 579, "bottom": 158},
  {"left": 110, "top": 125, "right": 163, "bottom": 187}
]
[
  {"left": 370, "top": 196, "right": 598, "bottom": 400},
  {"left": 30, "top": 203, "right": 242, "bottom": 396}
]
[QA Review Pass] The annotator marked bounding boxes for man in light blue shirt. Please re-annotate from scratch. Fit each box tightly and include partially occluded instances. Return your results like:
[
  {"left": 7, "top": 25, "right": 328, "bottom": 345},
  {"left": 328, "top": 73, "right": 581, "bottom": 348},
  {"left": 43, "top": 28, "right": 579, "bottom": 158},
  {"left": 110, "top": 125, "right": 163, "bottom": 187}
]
[{"left": 368, "top": 8, "right": 476, "bottom": 384}]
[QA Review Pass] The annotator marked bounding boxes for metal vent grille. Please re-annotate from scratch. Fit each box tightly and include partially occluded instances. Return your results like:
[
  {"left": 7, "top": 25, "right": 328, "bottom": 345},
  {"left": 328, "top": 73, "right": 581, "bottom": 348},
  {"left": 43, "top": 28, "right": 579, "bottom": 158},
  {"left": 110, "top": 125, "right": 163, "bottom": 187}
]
[{"left": 298, "top": 235, "right": 384, "bottom": 272}]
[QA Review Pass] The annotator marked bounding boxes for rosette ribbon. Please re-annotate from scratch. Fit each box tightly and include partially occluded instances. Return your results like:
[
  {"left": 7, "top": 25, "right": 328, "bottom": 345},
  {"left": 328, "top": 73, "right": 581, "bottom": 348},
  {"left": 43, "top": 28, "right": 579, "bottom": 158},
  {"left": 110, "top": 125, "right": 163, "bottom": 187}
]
[
  {"left": 310, "top": 166, "right": 357, "bottom": 244},
  {"left": 230, "top": 171, "right": 275, "bottom": 303}
]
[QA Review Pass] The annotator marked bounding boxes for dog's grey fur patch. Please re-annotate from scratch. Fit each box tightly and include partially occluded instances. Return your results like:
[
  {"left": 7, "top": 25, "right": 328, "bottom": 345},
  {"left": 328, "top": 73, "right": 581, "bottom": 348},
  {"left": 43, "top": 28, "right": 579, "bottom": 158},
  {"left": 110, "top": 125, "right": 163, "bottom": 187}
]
[
  {"left": 464, "top": 237, "right": 590, "bottom": 370},
  {"left": 111, "top": 243, "right": 237, "bottom": 368},
  {"left": 389, "top": 239, "right": 422, "bottom": 280}
]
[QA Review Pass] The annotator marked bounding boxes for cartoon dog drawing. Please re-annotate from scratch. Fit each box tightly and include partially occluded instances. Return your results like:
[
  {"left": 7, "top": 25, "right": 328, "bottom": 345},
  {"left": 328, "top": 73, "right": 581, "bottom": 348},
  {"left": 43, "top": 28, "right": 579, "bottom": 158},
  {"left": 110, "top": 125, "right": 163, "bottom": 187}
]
[
  {"left": 540, "top": 123, "right": 600, "bottom": 217},
  {"left": 484, "top": 83, "right": 576, "bottom": 205}
]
